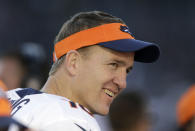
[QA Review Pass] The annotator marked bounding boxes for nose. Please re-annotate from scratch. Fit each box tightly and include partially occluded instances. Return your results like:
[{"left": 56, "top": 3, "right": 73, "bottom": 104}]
[{"left": 113, "top": 69, "right": 127, "bottom": 90}]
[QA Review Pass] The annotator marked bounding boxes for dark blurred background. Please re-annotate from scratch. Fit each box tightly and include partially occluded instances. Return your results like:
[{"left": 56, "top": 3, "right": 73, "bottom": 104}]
[{"left": 0, "top": 0, "right": 195, "bottom": 130}]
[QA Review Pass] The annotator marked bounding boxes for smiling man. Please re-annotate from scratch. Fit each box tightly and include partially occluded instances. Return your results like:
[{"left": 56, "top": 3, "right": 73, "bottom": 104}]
[{"left": 7, "top": 11, "right": 160, "bottom": 131}]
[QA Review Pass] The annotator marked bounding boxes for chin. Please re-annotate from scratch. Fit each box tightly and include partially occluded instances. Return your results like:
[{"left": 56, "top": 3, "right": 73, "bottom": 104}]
[
  {"left": 96, "top": 107, "right": 109, "bottom": 116},
  {"left": 96, "top": 112, "right": 108, "bottom": 116}
]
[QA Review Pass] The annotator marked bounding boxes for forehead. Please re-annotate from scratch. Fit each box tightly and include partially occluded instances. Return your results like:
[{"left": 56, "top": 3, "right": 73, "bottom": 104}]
[{"left": 85, "top": 45, "right": 134, "bottom": 63}]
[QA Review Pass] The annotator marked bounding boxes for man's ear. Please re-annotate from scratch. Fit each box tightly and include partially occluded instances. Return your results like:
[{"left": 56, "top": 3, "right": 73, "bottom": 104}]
[{"left": 64, "top": 50, "right": 81, "bottom": 76}]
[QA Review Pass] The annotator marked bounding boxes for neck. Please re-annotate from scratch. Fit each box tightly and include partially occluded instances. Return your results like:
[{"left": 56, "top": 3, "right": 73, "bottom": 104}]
[
  {"left": 41, "top": 73, "right": 74, "bottom": 100},
  {"left": 41, "top": 76, "right": 60, "bottom": 95}
]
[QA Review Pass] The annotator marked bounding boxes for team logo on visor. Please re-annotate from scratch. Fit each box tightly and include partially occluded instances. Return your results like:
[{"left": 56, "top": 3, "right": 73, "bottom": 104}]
[{"left": 120, "top": 25, "right": 134, "bottom": 37}]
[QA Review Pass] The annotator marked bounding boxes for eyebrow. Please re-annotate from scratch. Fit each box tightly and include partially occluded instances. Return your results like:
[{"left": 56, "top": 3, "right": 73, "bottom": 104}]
[{"left": 114, "top": 60, "right": 133, "bottom": 71}]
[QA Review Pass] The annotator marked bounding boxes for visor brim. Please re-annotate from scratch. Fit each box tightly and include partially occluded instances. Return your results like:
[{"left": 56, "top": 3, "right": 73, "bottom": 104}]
[{"left": 98, "top": 39, "right": 160, "bottom": 63}]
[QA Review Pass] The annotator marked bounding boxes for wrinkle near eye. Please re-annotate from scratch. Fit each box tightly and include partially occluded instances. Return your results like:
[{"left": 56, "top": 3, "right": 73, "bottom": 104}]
[{"left": 126, "top": 66, "right": 133, "bottom": 74}]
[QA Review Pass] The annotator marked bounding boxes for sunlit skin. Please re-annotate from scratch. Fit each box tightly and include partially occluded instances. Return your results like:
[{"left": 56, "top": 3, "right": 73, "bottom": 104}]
[
  {"left": 75, "top": 46, "right": 134, "bottom": 115},
  {"left": 42, "top": 45, "right": 134, "bottom": 115}
]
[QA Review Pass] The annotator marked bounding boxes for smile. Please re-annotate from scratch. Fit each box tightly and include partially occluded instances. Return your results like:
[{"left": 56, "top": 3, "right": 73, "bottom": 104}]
[{"left": 104, "top": 89, "right": 115, "bottom": 97}]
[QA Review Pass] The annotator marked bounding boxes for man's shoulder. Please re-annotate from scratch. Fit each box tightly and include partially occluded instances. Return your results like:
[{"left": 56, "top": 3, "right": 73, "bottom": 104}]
[
  {"left": 6, "top": 88, "right": 100, "bottom": 130},
  {"left": 7, "top": 88, "right": 66, "bottom": 104},
  {"left": 7, "top": 88, "right": 90, "bottom": 117},
  {"left": 7, "top": 88, "right": 78, "bottom": 114}
]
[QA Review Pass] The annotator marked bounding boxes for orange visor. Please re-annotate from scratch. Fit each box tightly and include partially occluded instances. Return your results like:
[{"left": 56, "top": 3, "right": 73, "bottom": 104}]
[
  {"left": 177, "top": 85, "right": 195, "bottom": 126},
  {"left": 53, "top": 23, "right": 134, "bottom": 61}
]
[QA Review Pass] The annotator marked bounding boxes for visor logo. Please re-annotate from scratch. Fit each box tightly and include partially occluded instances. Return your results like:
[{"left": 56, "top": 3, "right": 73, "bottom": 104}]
[{"left": 120, "top": 25, "right": 134, "bottom": 37}]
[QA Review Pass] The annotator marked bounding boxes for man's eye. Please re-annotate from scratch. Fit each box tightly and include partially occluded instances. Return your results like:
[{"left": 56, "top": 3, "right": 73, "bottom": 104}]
[{"left": 109, "top": 63, "right": 118, "bottom": 68}]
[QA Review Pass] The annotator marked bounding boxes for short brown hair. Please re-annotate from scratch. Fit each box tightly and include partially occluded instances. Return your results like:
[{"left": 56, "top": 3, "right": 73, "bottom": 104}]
[{"left": 49, "top": 11, "right": 125, "bottom": 75}]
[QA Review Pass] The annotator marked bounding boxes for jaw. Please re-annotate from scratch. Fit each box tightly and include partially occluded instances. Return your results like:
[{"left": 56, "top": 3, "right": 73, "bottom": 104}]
[{"left": 93, "top": 88, "right": 117, "bottom": 115}]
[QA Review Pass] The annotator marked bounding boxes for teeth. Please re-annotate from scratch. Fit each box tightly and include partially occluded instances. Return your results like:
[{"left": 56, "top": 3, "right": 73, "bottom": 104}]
[{"left": 104, "top": 89, "right": 114, "bottom": 97}]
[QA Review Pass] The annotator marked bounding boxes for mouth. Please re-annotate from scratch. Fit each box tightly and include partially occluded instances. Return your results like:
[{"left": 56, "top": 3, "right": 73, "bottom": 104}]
[{"left": 103, "top": 89, "right": 115, "bottom": 97}]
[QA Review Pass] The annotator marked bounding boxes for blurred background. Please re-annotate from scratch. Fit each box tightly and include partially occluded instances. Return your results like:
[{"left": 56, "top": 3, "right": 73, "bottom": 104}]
[{"left": 0, "top": 0, "right": 195, "bottom": 130}]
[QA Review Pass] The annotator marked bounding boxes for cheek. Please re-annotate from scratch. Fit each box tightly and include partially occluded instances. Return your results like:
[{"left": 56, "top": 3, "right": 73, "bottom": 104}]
[
  {"left": 80, "top": 63, "right": 115, "bottom": 89},
  {"left": 94, "top": 71, "right": 114, "bottom": 89}
]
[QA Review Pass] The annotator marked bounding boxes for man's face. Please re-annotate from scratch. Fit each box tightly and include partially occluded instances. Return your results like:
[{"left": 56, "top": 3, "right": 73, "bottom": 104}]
[{"left": 74, "top": 45, "right": 134, "bottom": 115}]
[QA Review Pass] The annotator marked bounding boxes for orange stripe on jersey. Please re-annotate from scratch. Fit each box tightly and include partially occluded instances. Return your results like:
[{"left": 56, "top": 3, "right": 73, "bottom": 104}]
[
  {"left": 69, "top": 101, "right": 77, "bottom": 108},
  {"left": 54, "top": 23, "right": 134, "bottom": 61},
  {"left": 79, "top": 104, "right": 93, "bottom": 117}
]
